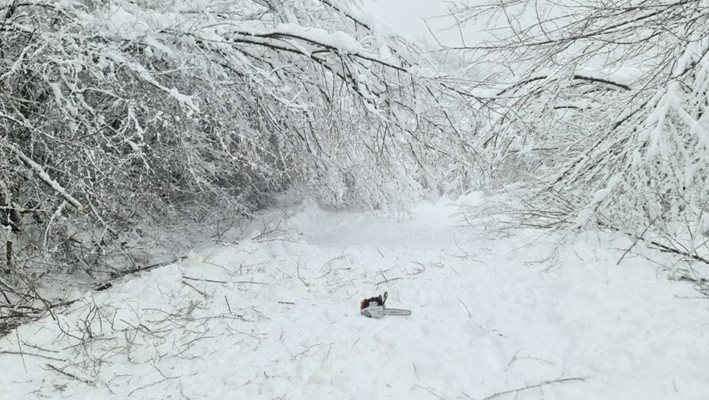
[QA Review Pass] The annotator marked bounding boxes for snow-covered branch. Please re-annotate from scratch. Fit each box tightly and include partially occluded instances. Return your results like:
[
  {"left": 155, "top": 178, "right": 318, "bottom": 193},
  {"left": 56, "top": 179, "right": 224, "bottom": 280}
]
[{"left": 0, "top": 140, "right": 83, "bottom": 211}]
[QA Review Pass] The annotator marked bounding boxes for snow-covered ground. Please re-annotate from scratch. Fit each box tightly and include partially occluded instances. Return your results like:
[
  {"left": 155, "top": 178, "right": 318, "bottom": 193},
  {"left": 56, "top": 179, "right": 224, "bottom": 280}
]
[{"left": 1, "top": 193, "right": 708, "bottom": 399}]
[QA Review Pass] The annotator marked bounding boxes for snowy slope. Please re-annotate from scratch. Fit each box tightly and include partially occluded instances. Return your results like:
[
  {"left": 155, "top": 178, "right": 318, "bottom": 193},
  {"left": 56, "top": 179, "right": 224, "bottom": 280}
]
[{"left": 1, "top": 193, "right": 708, "bottom": 399}]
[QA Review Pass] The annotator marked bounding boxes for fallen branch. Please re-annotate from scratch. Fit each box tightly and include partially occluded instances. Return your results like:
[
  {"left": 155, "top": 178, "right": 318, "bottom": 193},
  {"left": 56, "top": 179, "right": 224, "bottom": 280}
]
[
  {"left": 602, "top": 222, "right": 709, "bottom": 266},
  {"left": 647, "top": 240, "right": 709, "bottom": 266},
  {"left": 120, "top": 256, "right": 188, "bottom": 276},
  {"left": 95, "top": 256, "right": 188, "bottom": 290}
]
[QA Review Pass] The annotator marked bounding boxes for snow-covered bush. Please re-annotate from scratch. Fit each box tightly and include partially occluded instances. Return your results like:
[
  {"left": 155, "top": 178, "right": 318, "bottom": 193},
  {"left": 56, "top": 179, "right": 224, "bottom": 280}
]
[{"left": 450, "top": 1, "right": 709, "bottom": 253}]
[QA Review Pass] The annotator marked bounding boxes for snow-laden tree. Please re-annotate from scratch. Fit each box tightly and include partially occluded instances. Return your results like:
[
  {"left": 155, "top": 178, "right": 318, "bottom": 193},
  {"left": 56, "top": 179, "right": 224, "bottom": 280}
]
[
  {"left": 449, "top": 0, "right": 709, "bottom": 256},
  {"left": 0, "top": 0, "right": 481, "bottom": 294}
]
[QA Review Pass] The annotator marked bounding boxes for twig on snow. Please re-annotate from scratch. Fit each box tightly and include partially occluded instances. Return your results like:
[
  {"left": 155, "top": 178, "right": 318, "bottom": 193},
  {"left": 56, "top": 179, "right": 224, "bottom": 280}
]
[
  {"left": 45, "top": 363, "right": 95, "bottom": 386},
  {"left": 413, "top": 362, "right": 421, "bottom": 382},
  {"left": 413, "top": 384, "right": 445, "bottom": 400},
  {"left": 375, "top": 277, "right": 402, "bottom": 286},
  {"left": 616, "top": 215, "right": 662, "bottom": 265},
  {"left": 128, "top": 376, "right": 178, "bottom": 396},
  {"left": 16, "top": 331, "right": 27, "bottom": 373},
  {"left": 20, "top": 341, "right": 60, "bottom": 353},
  {"left": 407, "top": 261, "right": 427, "bottom": 275},
  {"left": 291, "top": 342, "right": 330, "bottom": 360},
  {"left": 0, "top": 350, "right": 66, "bottom": 361},
  {"left": 181, "top": 281, "right": 208, "bottom": 298},
  {"left": 182, "top": 276, "right": 227, "bottom": 284},
  {"left": 457, "top": 297, "right": 472, "bottom": 318},
  {"left": 224, "top": 296, "right": 232, "bottom": 313},
  {"left": 296, "top": 258, "right": 310, "bottom": 287},
  {"left": 482, "top": 376, "right": 587, "bottom": 400}
]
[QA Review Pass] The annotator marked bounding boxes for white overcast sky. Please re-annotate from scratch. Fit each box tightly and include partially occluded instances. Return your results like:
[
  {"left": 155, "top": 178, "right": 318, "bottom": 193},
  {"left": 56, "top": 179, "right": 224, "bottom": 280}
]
[
  {"left": 362, "top": 1, "right": 557, "bottom": 49},
  {"left": 362, "top": 0, "right": 467, "bottom": 47}
]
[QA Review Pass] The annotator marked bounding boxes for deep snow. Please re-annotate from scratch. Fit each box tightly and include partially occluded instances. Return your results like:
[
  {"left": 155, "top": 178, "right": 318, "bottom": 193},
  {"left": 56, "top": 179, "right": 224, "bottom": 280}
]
[{"left": 1, "top": 193, "right": 708, "bottom": 399}]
